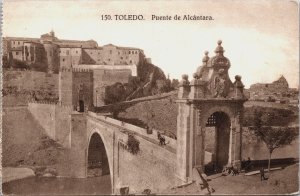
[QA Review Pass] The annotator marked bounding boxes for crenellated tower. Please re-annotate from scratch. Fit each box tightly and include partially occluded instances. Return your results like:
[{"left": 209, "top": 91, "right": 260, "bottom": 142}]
[{"left": 59, "top": 68, "right": 94, "bottom": 112}]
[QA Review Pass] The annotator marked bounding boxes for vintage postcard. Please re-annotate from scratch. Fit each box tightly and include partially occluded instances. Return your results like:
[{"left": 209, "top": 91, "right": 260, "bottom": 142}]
[{"left": 1, "top": 0, "right": 299, "bottom": 195}]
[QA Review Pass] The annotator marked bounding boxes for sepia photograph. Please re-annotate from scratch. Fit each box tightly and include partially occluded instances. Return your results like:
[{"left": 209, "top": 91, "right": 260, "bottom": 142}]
[{"left": 1, "top": 0, "right": 299, "bottom": 195}]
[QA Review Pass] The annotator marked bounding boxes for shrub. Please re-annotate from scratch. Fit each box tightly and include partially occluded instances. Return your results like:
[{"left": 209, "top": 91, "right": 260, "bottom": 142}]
[{"left": 127, "top": 134, "right": 140, "bottom": 154}]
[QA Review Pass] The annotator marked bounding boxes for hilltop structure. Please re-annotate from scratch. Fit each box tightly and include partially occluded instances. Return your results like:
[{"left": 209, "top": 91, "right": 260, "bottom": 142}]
[
  {"left": 249, "top": 75, "right": 298, "bottom": 102},
  {"left": 3, "top": 30, "right": 150, "bottom": 73},
  {"left": 4, "top": 31, "right": 170, "bottom": 106}
]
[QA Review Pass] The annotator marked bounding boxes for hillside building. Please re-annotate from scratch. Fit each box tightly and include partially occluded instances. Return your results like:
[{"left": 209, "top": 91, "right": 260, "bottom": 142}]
[
  {"left": 249, "top": 75, "right": 298, "bottom": 102},
  {"left": 3, "top": 31, "right": 149, "bottom": 74}
]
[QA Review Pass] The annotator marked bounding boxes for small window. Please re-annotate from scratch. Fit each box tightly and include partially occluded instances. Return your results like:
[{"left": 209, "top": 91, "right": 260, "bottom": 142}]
[
  {"left": 18, "top": 41, "right": 20, "bottom": 45},
  {"left": 130, "top": 60, "right": 132, "bottom": 64},
  {"left": 62, "top": 58, "right": 65, "bottom": 62},
  {"left": 121, "top": 57, "right": 123, "bottom": 60},
  {"left": 76, "top": 51, "right": 78, "bottom": 54},
  {"left": 108, "top": 59, "right": 111, "bottom": 61},
  {"left": 135, "top": 51, "right": 138, "bottom": 54},
  {"left": 129, "top": 51, "right": 131, "bottom": 54},
  {"left": 118, "top": 52, "right": 120, "bottom": 55},
  {"left": 16, "top": 52, "right": 19, "bottom": 55},
  {"left": 98, "top": 52, "right": 100, "bottom": 55},
  {"left": 110, "top": 50, "right": 112, "bottom": 54}
]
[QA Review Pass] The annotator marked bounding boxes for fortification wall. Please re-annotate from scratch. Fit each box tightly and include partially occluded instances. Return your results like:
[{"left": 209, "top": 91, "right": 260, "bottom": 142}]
[
  {"left": 28, "top": 102, "right": 56, "bottom": 139},
  {"left": 3, "top": 70, "right": 58, "bottom": 92},
  {"left": 55, "top": 105, "right": 74, "bottom": 148},
  {"left": 28, "top": 102, "right": 74, "bottom": 147}
]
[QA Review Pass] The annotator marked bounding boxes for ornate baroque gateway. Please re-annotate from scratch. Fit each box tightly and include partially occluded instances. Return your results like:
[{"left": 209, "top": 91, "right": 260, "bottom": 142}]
[{"left": 176, "top": 40, "right": 247, "bottom": 182}]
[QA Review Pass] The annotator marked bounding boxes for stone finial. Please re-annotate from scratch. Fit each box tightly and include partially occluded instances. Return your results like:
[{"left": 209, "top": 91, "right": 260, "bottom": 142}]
[
  {"left": 233, "top": 75, "right": 245, "bottom": 99},
  {"left": 214, "top": 40, "right": 225, "bottom": 54},
  {"left": 235, "top": 75, "right": 242, "bottom": 81},
  {"left": 179, "top": 74, "right": 190, "bottom": 86},
  {"left": 178, "top": 74, "right": 190, "bottom": 99},
  {"left": 182, "top": 74, "right": 188, "bottom": 81},
  {"left": 193, "top": 73, "right": 199, "bottom": 79},
  {"left": 234, "top": 75, "right": 244, "bottom": 88},
  {"left": 202, "top": 51, "right": 209, "bottom": 64}
]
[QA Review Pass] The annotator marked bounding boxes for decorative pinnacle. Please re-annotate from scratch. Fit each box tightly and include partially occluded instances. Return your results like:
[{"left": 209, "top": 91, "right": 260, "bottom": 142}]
[
  {"left": 214, "top": 40, "right": 225, "bottom": 53},
  {"left": 202, "top": 51, "right": 209, "bottom": 63}
]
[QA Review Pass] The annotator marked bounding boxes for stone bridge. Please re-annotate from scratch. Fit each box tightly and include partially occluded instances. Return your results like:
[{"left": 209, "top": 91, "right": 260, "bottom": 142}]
[
  {"left": 28, "top": 41, "right": 247, "bottom": 194},
  {"left": 57, "top": 111, "right": 178, "bottom": 194}
]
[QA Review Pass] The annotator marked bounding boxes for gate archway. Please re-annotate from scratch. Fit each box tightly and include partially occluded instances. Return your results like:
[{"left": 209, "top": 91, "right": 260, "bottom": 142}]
[
  {"left": 175, "top": 41, "right": 247, "bottom": 182},
  {"left": 204, "top": 112, "right": 231, "bottom": 173}
]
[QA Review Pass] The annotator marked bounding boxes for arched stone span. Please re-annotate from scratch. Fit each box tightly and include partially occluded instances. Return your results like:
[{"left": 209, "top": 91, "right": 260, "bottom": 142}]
[{"left": 86, "top": 128, "right": 114, "bottom": 192}]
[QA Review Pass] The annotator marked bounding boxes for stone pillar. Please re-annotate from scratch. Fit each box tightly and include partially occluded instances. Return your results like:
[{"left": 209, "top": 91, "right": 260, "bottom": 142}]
[
  {"left": 193, "top": 109, "right": 205, "bottom": 174},
  {"left": 176, "top": 103, "right": 191, "bottom": 182},
  {"left": 232, "top": 111, "right": 242, "bottom": 169},
  {"left": 189, "top": 73, "right": 206, "bottom": 99},
  {"left": 70, "top": 113, "right": 88, "bottom": 177}
]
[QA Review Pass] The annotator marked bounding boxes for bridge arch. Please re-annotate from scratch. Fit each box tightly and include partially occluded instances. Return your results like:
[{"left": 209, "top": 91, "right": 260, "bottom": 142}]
[{"left": 86, "top": 128, "right": 113, "bottom": 193}]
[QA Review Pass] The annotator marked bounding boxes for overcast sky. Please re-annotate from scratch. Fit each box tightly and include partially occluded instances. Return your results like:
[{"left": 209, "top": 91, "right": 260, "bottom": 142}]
[{"left": 3, "top": 0, "right": 299, "bottom": 88}]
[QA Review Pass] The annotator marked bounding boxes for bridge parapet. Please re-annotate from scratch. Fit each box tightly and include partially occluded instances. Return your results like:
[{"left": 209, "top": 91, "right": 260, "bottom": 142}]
[{"left": 87, "top": 111, "right": 177, "bottom": 152}]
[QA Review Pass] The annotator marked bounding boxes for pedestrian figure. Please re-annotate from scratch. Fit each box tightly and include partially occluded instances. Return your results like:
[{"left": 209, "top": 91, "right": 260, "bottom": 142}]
[
  {"left": 245, "top": 157, "right": 252, "bottom": 172},
  {"left": 232, "top": 165, "right": 239, "bottom": 176},
  {"left": 157, "top": 132, "right": 166, "bottom": 145},
  {"left": 260, "top": 167, "right": 267, "bottom": 181}
]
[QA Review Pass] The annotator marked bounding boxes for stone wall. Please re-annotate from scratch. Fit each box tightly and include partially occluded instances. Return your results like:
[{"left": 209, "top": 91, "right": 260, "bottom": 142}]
[
  {"left": 241, "top": 127, "right": 299, "bottom": 160},
  {"left": 55, "top": 105, "right": 73, "bottom": 147},
  {"left": 93, "top": 69, "right": 132, "bottom": 106},
  {"left": 82, "top": 46, "right": 143, "bottom": 66},
  {"left": 3, "top": 70, "right": 58, "bottom": 92},
  {"left": 28, "top": 102, "right": 56, "bottom": 139},
  {"left": 28, "top": 102, "right": 74, "bottom": 147}
]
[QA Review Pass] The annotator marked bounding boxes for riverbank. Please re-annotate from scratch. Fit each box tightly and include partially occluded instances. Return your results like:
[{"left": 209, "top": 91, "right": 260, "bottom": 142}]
[
  {"left": 2, "top": 167, "right": 35, "bottom": 183},
  {"left": 2, "top": 175, "right": 112, "bottom": 195}
]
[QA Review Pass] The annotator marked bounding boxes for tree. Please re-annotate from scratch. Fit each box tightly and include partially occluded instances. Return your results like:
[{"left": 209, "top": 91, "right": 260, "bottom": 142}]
[{"left": 250, "top": 111, "right": 298, "bottom": 175}]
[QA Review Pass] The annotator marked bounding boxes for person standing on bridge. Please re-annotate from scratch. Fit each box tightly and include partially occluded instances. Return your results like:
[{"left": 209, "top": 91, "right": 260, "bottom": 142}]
[{"left": 157, "top": 132, "right": 166, "bottom": 145}]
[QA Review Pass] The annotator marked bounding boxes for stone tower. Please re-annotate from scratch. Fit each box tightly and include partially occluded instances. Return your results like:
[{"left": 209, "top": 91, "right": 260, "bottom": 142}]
[
  {"left": 43, "top": 41, "right": 59, "bottom": 73},
  {"left": 176, "top": 41, "right": 247, "bottom": 182},
  {"left": 59, "top": 68, "right": 94, "bottom": 112}
]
